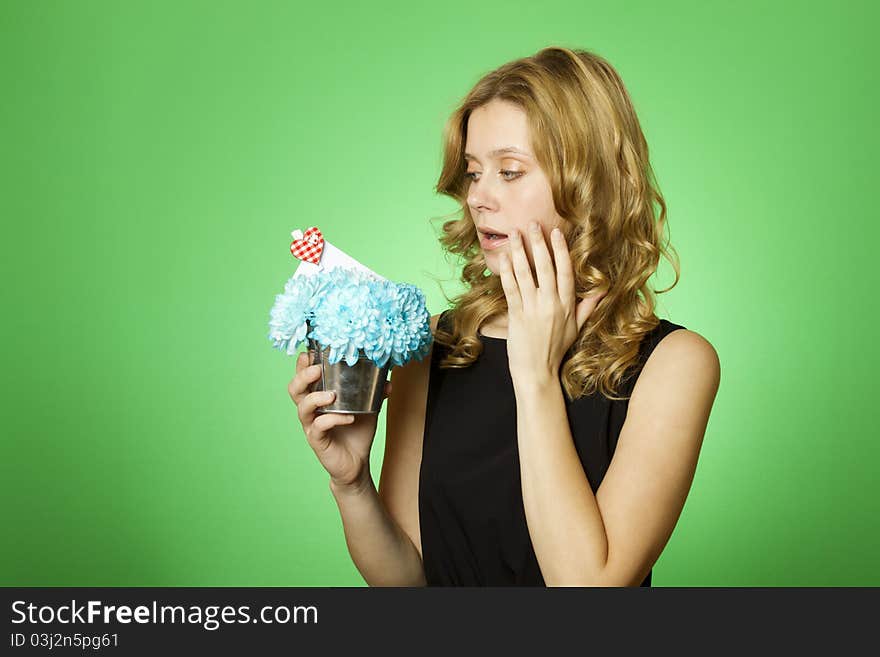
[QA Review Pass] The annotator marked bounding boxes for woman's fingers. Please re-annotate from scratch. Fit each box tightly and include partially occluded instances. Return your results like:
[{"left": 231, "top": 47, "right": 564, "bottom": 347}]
[
  {"left": 295, "top": 349, "right": 319, "bottom": 374},
  {"left": 295, "top": 350, "right": 313, "bottom": 376},
  {"left": 499, "top": 251, "right": 523, "bottom": 315},
  {"left": 297, "top": 388, "right": 337, "bottom": 425},
  {"left": 288, "top": 363, "right": 322, "bottom": 406},
  {"left": 306, "top": 411, "right": 356, "bottom": 452},
  {"left": 528, "top": 221, "right": 556, "bottom": 292},
  {"left": 509, "top": 228, "right": 536, "bottom": 300},
  {"left": 550, "top": 228, "right": 574, "bottom": 310}
]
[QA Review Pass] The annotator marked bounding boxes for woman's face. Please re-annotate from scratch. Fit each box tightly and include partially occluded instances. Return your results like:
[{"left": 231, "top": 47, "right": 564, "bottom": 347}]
[{"left": 464, "top": 98, "right": 569, "bottom": 277}]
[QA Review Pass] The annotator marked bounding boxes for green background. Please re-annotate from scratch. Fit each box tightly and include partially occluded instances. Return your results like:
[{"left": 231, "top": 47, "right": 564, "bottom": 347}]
[{"left": 2, "top": 0, "right": 876, "bottom": 586}]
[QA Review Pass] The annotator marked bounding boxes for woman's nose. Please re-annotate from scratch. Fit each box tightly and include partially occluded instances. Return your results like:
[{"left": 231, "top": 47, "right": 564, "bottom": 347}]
[{"left": 468, "top": 188, "right": 494, "bottom": 212}]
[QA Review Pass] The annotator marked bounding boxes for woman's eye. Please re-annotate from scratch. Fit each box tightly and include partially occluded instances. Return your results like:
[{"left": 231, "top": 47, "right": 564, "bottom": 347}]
[{"left": 464, "top": 170, "right": 523, "bottom": 182}]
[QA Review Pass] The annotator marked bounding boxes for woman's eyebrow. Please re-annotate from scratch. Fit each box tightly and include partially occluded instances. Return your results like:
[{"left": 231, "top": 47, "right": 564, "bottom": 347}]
[{"left": 464, "top": 147, "right": 531, "bottom": 161}]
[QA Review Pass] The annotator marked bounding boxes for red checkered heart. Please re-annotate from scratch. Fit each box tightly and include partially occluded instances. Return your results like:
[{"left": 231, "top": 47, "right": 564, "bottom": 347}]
[{"left": 290, "top": 226, "right": 325, "bottom": 265}]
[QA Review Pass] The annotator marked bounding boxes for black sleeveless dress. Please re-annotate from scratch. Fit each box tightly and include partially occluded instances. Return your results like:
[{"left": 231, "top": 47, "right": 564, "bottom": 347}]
[{"left": 418, "top": 309, "right": 687, "bottom": 586}]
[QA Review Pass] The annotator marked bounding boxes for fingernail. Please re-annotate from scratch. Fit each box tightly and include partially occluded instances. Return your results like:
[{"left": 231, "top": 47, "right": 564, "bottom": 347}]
[{"left": 324, "top": 391, "right": 335, "bottom": 400}]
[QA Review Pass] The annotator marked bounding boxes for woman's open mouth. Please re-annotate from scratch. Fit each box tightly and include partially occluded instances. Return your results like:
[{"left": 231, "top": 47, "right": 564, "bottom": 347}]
[{"left": 479, "top": 232, "right": 509, "bottom": 250}]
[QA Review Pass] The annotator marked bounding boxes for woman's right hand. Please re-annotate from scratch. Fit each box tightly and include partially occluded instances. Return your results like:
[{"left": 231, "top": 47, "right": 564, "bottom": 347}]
[{"left": 288, "top": 350, "right": 392, "bottom": 489}]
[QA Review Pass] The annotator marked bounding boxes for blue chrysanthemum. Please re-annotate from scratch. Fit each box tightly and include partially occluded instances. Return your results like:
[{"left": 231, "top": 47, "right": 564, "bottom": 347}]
[
  {"left": 365, "top": 282, "right": 432, "bottom": 367},
  {"left": 268, "top": 273, "right": 318, "bottom": 355},
  {"left": 308, "top": 270, "right": 377, "bottom": 366},
  {"left": 268, "top": 265, "right": 433, "bottom": 368}
]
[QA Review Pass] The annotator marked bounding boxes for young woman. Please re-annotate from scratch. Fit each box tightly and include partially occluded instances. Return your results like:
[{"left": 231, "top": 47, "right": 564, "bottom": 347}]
[{"left": 288, "top": 46, "right": 721, "bottom": 587}]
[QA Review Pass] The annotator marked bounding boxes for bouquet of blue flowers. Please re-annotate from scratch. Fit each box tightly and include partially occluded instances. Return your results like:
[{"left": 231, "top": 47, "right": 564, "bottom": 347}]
[{"left": 268, "top": 266, "right": 433, "bottom": 369}]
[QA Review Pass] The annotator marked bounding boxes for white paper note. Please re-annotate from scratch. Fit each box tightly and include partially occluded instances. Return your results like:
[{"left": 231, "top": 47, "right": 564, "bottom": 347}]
[{"left": 290, "top": 229, "right": 387, "bottom": 281}]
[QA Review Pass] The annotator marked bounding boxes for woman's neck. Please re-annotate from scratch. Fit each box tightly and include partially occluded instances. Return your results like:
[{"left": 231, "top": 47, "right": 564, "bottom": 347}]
[{"left": 478, "top": 315, "right": 508, "bottom": 339}]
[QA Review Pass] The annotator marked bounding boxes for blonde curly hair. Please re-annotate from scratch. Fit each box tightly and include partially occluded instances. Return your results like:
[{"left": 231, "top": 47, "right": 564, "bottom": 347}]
[{"left": 429, "top": 45, "right": 680, "bottom": 402}]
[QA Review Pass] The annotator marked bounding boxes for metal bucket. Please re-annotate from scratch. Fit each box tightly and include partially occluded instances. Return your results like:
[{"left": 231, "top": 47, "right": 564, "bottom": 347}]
[{"left": 305, "top": 320, "right": 390, "bottom": 414}]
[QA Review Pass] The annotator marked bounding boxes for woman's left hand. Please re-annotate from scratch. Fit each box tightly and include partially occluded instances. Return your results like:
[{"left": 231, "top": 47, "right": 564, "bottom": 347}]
[{"left": 499, "top": 221, "right": 607, "bottom": 386}]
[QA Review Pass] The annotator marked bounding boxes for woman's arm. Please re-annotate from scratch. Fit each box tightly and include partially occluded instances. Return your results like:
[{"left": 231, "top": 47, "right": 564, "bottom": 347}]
[
  {"left": 514, "top": 329, "right": 720, "bottom": 586},
  {"left": 329, "top": 470, "right": 427, "bottom": 586},
  {"left": 328, "top": 312, "right": 441, "bottom": 587}
]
